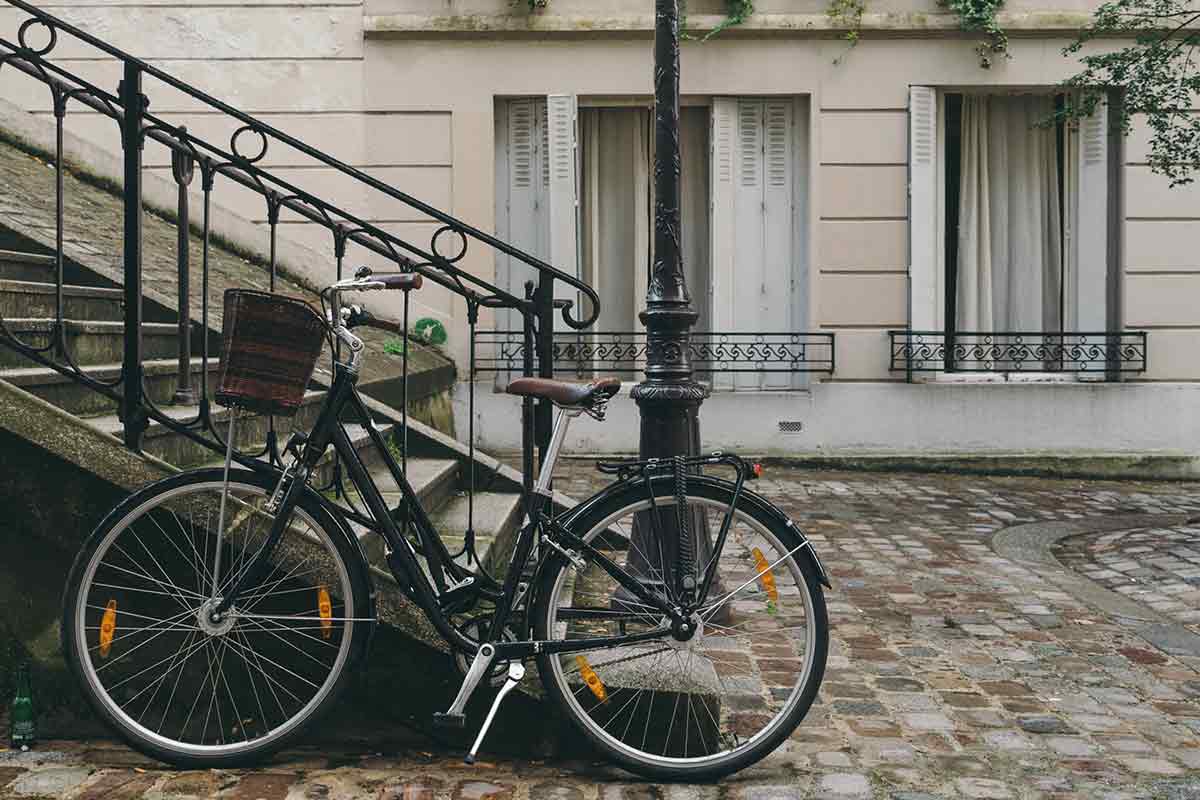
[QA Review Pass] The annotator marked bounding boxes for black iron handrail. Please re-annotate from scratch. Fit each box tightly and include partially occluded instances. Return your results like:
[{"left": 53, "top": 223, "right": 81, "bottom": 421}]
[
  {"left": 889, "top": 330, "right": 1148, "bottom": 382},
  {"left": 474, "top": 330, "right": 836, "bottom": 379},
  {"left": 0, "top": 0, "right": 599, "bottom": 331},
  {"left": 0, "top": 0, "right": 584, "bottom": 474}
]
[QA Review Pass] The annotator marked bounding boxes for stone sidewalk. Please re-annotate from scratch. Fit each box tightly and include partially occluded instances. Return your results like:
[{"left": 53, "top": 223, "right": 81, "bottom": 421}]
[{"left": 5, "top": 465, "right": 1200, "bottom": 800}]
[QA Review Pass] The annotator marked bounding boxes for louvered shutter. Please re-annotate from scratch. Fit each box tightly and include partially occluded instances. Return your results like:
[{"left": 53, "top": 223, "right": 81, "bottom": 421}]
[
  {"left": 908, "top": 86, "right": 938, "bottom": 331},
  {"left": 762, "top": 100, "right": 795, "bottom": 389},
  {"left": 709, "top": 98, "right": 737, "bottom": 391},
  {"left": 547, "top": 95, "right": 581, "bottom": 314},
  {"left": 712, "top": 97, "right": 802, "bottom": 390},
  {"left": 733, "top": 100, "right": 765, "bottom": 390},
  {"left": 1072, "top": 99, "right": 1109, "bottom": 333},
  {"left": 497, "top": 98, "right": 548, "bottom": 337}
]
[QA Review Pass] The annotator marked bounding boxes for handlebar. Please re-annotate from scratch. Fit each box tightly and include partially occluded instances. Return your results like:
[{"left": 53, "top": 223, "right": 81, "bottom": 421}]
[{"left": 327, "top": 266, "right": 592, "bottom": 331}]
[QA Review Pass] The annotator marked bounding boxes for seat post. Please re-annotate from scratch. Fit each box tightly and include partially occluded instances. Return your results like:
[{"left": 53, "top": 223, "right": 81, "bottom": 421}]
[{"left": 533, "top": 406, "right": 577, "bottom": 496}]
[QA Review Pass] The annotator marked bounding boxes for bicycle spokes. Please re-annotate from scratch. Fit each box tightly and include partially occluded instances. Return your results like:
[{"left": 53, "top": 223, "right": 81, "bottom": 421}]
[
  {"left": 542, "top": 493, "right": 822, "bottom": 766},
  {"left": 74, "top": 480, "right": 358, "bottom": 751}
]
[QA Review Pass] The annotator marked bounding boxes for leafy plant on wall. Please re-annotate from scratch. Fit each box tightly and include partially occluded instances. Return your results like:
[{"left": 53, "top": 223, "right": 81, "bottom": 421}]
[
  {"left": 827, "top": 0, "right": 867, "bottom": 63},
  {"left": 702, "top": 0, "right": 755, "bottom": 40},
  {"left": 521, "top": 0, "right": 755, "bottom": 39},
  {"left": 941, "top": 0, "right": 1010, "bottom": 67}
]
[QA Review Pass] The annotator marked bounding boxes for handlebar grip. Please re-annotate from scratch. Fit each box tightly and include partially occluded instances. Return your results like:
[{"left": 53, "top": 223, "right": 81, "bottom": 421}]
[{"left": 378, "top": 273, "right": 422, "bottom": 291}]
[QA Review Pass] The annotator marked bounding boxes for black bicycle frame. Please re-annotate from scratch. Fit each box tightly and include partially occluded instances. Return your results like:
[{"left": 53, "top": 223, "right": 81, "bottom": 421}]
[{"left": 218, "top": 360, "right": 684, "bottom": 661}]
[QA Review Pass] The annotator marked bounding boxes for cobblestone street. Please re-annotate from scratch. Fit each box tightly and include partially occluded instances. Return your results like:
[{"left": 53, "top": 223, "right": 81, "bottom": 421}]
[
  {"left": 5, "top": 465, "right": 1200, "bottom": 799},
  {"left": 1057, "top": 525, "right": 1200, "bottom": 634}
]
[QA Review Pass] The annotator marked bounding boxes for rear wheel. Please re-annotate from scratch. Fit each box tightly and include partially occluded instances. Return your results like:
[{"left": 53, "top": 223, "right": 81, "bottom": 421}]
[
  {"left": 61, "top": 468, "right": 371, "bottom": 768},
  {"left": 532, "top": 479, "right": 828, "bottom": 781}
]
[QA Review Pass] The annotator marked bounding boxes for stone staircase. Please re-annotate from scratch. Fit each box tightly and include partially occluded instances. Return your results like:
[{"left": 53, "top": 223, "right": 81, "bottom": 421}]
[
  {"left": 0, "top": 221, "right": 535, "bottom": 666},
  {"left": 0, "top": 241, "right": 527, "bottom": 589}
]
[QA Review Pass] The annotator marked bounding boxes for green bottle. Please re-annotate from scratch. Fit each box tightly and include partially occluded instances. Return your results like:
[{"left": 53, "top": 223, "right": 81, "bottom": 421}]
[{"left": 9, "top": 662, "right": 35, "bottom": 750}]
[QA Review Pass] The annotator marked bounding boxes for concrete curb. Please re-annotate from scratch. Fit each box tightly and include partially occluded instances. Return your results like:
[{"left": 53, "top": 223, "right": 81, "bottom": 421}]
[{"left": 991, "top": 515, "right": 1200, "bottom": 658}]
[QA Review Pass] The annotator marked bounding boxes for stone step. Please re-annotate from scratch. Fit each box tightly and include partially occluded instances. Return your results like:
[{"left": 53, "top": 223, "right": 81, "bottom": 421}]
[
  {"left": 433, "top": 491, "right": 525, "bottom": 577},
  {"left": 0, "top": 319, "right": 178, "bottom": 368},
  {"left": 89, "top": 390, "right": 328, "bottom": 467},
  {"left": 0, "top": 279, "right": 123, "bottom": 321},
  {"left": 0, "top": 357, "right": 220, "bottom": 417},
  {"left": 0, "top": 248, "right": 55, "bottom": 283},
  {"left": 350, "top": 457, "right": 462, "bottom": 570}
]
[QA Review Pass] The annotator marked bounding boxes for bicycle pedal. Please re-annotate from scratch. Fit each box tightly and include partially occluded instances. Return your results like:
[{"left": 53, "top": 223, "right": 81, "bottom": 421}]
[{"left": 432, "top": 712, "right": 466, "bottom": 729}]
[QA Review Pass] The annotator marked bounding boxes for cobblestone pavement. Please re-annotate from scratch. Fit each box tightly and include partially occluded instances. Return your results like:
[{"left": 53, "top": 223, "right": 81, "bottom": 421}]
[
  {"left": 6, "top": 466, "right": 1200, "bottom": 800},
  {"left": 1056, "top": 524, "right": 1200, "bottom": 634}
]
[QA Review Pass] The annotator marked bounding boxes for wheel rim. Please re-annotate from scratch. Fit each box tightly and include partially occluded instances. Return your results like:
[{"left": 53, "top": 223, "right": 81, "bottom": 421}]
[
  {"left": 543, "top": 496, "right": 819, "bottom": 769},
  {"left": 74, "top": 480, "right": 355, "bottom": 757}
]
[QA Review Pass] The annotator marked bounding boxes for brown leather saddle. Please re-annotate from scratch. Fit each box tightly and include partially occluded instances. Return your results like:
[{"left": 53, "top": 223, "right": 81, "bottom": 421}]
[{"left": 504, "top": 376, "right": 622, "bottom": 413}]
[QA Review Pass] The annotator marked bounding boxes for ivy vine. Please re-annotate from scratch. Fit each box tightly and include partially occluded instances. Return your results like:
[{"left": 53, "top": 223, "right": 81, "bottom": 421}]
[
  {"left": 525, "top": 0, "right": 753, "bottom": 38},
  {"left": 701, "top": 0, "right": 755, "bottom": 40},
  {"left": 939, "top": 0, "right": 1009, "bottom": 68},
  {"left": 826, "top": 0, "right": 867, "bottom": 63}
]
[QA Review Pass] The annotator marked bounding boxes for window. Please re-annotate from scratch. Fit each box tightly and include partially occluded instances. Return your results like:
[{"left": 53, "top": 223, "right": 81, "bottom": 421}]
[
  {"left": 908, "top": 86, "right": 1116, "bottom": 373},
  {"left": 496, "top": 96, "right": 810, "bottom": 389}
]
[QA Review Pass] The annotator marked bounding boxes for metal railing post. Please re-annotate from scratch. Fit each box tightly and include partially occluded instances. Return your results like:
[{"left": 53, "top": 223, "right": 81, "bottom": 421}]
[
  {"left": 534, "top": 273, "right": 555, "bottom": 471},
  {"left": 171, "top": 127, "right": 195, "bottom": 404},
  {"left": 119, "top": 62, "right": 148, "bottom": 450},
  {"left": 520, "top": 281, "right": 536, "bottom": 499}
]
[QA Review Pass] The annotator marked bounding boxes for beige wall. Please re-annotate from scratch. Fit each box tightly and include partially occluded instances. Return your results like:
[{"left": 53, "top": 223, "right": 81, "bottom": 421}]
[
  {"left": 4, "top": 1, "right": 1196, "bottom": 383},
  {"left": 1, "top": 1, "right": 454, "bottom": 325}
]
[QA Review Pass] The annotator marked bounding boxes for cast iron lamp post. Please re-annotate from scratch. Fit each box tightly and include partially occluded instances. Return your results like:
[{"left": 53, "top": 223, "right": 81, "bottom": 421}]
[{"left": 617, "top": 0, "right": 722, "bottom": 603}]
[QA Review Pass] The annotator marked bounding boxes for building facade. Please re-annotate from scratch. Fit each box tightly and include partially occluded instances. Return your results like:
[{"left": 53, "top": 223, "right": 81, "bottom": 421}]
[{"left": 4, "top": 0, "right": 1199, "bottom": 464}]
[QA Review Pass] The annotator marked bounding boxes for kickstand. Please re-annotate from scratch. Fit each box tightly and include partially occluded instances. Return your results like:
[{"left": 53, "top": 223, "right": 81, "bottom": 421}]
[{"left": 465, "top": 661, "right": 526, "bottom": 764}]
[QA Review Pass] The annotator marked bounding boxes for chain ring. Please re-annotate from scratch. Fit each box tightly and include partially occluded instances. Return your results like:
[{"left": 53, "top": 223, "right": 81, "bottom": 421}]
[{"left": 454, "top": 617, "right": 516, "bottom": 688}]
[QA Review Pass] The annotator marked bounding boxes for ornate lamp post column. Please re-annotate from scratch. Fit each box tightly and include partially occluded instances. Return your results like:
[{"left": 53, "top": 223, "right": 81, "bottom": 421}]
[
  {"left": 632, "top": 0, "right": 706, "bottom": 455},
  {"left": 617, "top": 0, "right": 718, "bottom": 603}
]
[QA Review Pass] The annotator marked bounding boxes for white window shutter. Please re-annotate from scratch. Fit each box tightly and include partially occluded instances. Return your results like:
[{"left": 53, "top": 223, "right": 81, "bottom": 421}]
[
  {"left": 710, "top": 98, "right": 737, "bottom": 391},
  {"left": 734, "top": 100, "right": 765, "bottom": 390},
  {"left": 498, "top": 98, "right": 547, "bottom": 334},
  {"left": 1072, "top": 99, "right": 1109, "bottom": 332},
  {"left": 762, "top": 100, "right": 794, "bottom": 389},
  {"left": 546, "top": 94, "right": 581, "bottom": 313},
  {"left": 908, "top": 86, "right": 938, "bottom": 331}
]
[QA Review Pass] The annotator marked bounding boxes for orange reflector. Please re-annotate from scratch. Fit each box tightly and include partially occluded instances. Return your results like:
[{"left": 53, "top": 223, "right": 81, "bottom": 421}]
[
  {"left": 752, "top": 547, "right": 779, "bottom": 604},
  {"left": 576, "top": 655, "right": 607, "bottom": 703},
  {"left": 99, "top": 599, "right": 117, "bottom": 658},
  {"left": 318, "top": 587, "right": 333, "bottom": 640}
]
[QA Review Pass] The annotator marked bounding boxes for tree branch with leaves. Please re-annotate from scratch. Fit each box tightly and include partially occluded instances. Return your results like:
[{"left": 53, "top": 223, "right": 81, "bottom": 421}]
[{"left": 1060, "top": 0, "right": 1200, "bottom": 185}]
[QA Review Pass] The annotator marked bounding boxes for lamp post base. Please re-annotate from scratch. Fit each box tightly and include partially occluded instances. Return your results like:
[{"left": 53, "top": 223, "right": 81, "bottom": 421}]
[{"left": 612, "top": 379, "right": 730, "bottom": 624}]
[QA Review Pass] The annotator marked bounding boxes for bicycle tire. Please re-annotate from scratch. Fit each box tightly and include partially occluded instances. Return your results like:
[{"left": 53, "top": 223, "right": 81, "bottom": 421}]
[
  {"left": 531, "top": 475, "right": 828, "bottom": 781},
  {"left": 61, "top": 468, "right": 372, "bottom": 768}
]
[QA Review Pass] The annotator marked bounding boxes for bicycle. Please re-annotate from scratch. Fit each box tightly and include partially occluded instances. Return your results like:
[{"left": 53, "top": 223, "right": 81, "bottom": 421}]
[{"left": 60, "top": 270, "right": 831, "bottom": 781}]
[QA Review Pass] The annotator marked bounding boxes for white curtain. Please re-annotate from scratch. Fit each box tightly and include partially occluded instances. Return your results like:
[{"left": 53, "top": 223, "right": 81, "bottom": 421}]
[
  {"left": 580, "top": 108, "right": 649, "bottom": 334},
  {"left": 580, "top": 106, "right": 710, "bottom": 330},
  {"left": 956, "top": 95, "right": 1062, "bottom": 333}
]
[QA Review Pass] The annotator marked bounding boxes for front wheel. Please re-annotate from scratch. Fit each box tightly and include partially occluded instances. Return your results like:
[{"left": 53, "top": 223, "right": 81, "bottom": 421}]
[
  {"left": 61, "top": 468, "right": 372, "bottom": 768},
  {"left": 532, "top": 478, "right": 829, "bottom": 781}
]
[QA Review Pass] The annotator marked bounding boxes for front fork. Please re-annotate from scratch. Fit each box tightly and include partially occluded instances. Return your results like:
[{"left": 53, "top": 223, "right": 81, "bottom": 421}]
[
  {"left": 209, "top": 362, "right": 359, "bottom": 619},
  {"left": 211, "top": 436, "right": 311, "bottom": 618}
]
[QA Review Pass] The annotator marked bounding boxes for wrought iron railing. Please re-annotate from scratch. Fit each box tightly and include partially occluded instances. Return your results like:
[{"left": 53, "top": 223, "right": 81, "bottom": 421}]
[
  {"left": 889, "top": 331, "right": 1148, "bottom": 381},
  {"left": 474, "top": 330, "right": 836, "bottom": 382},
  {"left": 0, "top": 0, "right": 596, "bottom": 488}
]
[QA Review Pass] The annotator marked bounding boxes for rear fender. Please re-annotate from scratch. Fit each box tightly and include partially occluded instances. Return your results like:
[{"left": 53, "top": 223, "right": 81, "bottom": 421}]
[{"left": 550, "top": 473, "right": 832, "bottom": 590}]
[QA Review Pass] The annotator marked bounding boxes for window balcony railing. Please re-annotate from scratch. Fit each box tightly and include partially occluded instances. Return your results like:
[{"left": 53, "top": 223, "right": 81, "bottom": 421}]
[
  {"left": 473, "top": 330, "right": 836, "bottom": 383},
  {"left": 888, "top": 331, "right": 1148, "bottom": 381}
]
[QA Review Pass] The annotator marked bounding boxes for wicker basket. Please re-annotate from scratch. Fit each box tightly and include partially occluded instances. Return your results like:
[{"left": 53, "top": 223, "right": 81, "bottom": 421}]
[{"left": 215, "top": 289, "right": 327, "bottom": 417}]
